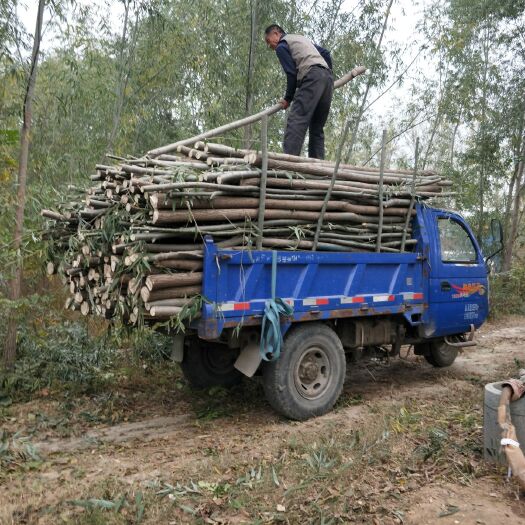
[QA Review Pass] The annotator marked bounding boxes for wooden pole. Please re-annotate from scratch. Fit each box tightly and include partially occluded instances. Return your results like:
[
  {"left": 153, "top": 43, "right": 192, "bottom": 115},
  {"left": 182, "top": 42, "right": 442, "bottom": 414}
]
[
  {"left": 376, "top": 130, "right": 387, "bottom": 253},
  {"left": 312, "top": 98, "right": 356, "bottom": 250},
  {"left": 147, "top": 67, "right": 366, "bottom": 157},
  {"left": 401, "top": 137, "right": 419, "bottom": 251},
  {"left": 256, "top": 115, "right": 268, "bottom": 250}
]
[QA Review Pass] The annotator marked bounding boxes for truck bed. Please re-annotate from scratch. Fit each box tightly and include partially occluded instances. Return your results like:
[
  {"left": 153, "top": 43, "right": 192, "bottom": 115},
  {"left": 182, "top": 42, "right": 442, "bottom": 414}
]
[{"left": 196, "top": 237, "right": 426, "bottom": 340}]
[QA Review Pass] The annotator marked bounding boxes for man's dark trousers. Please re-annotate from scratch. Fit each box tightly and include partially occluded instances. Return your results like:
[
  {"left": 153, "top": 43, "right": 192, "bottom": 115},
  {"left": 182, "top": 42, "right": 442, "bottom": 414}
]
[{"left": 283, "top": 66, "right": 333, "bottom": 159}]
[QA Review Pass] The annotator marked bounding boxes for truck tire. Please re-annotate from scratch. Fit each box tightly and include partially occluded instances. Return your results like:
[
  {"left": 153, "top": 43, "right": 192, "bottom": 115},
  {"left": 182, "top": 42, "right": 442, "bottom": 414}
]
[
  {"left": 416, "top": 339, "right": 458, "bottom": 367},
  {"left": 181, "top": 339, "right": 242, "bottom": 389},
  {"left": 262, "top": 323, "right": 346, "bottom": 420}
]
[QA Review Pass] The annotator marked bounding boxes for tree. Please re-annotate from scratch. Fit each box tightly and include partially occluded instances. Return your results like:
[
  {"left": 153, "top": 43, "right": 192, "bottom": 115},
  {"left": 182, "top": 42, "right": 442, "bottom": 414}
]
[
  {"left": 3, "top": 0, "right": 45, "bottom": 367},
  {"left": 243, "top": 0, "right": 258, "bottom": 148},
  {"left": 344, "top": 0, "right": 394, "bottom": 163}
]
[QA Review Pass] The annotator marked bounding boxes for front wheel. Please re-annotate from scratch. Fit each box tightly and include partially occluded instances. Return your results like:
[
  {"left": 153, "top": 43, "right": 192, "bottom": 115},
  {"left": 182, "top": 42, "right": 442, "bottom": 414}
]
[
  {"left": 181, "top": 339, "right": 242, "bottom": 389},
  {"left": 416, "top": 339, "right": 458, "bottom": 367},
  {"left": 262, "top": 323, "right": 346, "bottom": 420}
]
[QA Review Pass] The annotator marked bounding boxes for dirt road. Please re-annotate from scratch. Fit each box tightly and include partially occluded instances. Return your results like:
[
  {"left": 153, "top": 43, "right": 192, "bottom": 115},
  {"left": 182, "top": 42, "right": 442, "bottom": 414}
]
[{"left": 1, "top": 317, "right": 525, "bottom": 524}]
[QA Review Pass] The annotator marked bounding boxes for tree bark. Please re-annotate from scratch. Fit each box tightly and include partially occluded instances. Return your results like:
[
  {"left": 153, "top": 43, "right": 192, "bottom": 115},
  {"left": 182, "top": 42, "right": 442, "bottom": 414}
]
[
  {"left": 503, "top": 114, "right": 525, "bottom": 271},
  {"left": 243, "top": 0, "right": 258, "bottom": 148},
  {"left": 4, "top": 0, "right": 45, "bottom": 367},
  {"left": 476, "top": 23, "right": 491, "bottom": 240},
  {"left": 502, "top": 100, "right": 525, "bottom": 270}
]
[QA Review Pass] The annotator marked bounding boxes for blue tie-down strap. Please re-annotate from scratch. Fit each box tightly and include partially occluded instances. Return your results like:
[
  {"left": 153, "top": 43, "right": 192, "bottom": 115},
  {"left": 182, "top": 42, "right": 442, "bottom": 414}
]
[{"left": 260, "top": 298, "right": 294, "bottom": 361}]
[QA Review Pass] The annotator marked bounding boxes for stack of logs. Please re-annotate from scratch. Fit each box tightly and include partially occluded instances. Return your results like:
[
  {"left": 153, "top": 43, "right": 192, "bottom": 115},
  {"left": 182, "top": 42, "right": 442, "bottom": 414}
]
[{"left": 42, "top": 141, "right": 452, "bottom": 326}]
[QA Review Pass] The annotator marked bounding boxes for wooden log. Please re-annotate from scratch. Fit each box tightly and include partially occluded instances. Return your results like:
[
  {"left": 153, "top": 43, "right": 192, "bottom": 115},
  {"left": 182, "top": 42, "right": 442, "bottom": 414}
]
[
  {"left": 81, "top": 302, "right": 91, "bottom": 316},
  {"left": 120, "top": 162, "right": 208, "bottom": 175},
  {"left": 149, "top": 305, "right": 184, "bottom": 317},
  {"left": 152, "top": 208, "right": 404, "bottom": 225},
  {"left": 241, "top": 148, "right": 437, "bottom": 178},
  {"left": 145, "top": 272, "right": 203, "bottom": 291},
  {"left": 141, "top": 181, "right": 260, "bottom": 194},
  {"left": 260, "top": 237, "right": 400, "bottom": 253},
  {"left": 140, "top": 285, "right": 202, "bottom": 303},
  {"left": 206, "top": 156, "right": 247, "bottom": 166},
  {"left": 150, "top": 195, "right": 412, "bottom": 217},
  {"left": 41, "top": 209, "right": 68, "bottom": 222},
  {"left": 195, "top": 141, "right": 246, "bottom": 158},
  {"left": 247, "top": 158, "right": 430, "bottom": 186},
  {"left": 154, "top": 259, "right": 203, "bottom": 271},
  {"left": 240, "top": 176, "right": 380, "bottom": 194},
  {"left": 144, "top": 298, "right": 192, "bottom": 311}
]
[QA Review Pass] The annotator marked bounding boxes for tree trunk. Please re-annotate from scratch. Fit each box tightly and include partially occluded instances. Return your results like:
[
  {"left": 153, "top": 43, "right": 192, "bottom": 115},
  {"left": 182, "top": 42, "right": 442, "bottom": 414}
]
[
  {"left": 345, "top": 0, "right": 393, "bottom": 164},
  {"left": 421, "top": 70, "right": 449, "bottom": 170},
  {"left": 476, "top": 24, "right": 491, "bottom": 240},
  {"left": 106, "top": 0, "right": 139, "bottom": 154},
  {"left": 322, "top": 0, "right": 345, "bottom": 47},
  {"left": 502, "top": 101, "right": 525, "bottom": 270},
  {"left": 503, "top": 120, "right": 525, "bottom": 271},
  {"left": 243, "top": 0, "right": 258, "bottom": 148},
  {"left": 4, "top": 0, "right": 45, "bottom": 367},
  {"left": 449, "top": 114, "right": 461, "bottom": 170}
]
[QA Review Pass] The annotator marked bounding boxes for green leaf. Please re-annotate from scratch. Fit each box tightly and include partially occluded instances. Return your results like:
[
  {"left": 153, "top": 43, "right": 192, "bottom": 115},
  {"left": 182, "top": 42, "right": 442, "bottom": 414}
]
[
  {"left": 68, "top": 498, "right": 118, "bottom": 510},
  {"left": 438, "top": 505, "right": 460, "bottom": 518}
]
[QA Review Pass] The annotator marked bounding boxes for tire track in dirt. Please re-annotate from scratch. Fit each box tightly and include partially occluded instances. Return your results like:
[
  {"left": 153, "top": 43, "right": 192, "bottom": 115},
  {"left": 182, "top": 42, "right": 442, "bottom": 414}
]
[
  {"left": 32, "top": 320, "right": 525, "bottom": 459},
  {"left": 4, "top": 319, "right": 525, "bottom": 524}
]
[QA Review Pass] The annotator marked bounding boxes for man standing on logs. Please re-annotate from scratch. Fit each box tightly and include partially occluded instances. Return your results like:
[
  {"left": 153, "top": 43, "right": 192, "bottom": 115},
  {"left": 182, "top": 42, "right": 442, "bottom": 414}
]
[{"left": 265, "top": 24, "right": 333, "bottom": 159}]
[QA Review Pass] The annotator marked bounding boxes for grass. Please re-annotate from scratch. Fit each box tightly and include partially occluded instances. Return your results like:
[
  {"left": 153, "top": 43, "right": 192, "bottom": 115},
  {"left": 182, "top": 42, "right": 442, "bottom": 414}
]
[
  {"left": 1, "top": 316, "right": 524, "bottom": 523},
  {"left": 40, "top": 386, "right": 484, "bottom": 525},
  {"left": 489, "top": 264, "right": 525, "bottom": 319},
  {"left": 0, "top": 332, "right": 496, "bottom": 521}
]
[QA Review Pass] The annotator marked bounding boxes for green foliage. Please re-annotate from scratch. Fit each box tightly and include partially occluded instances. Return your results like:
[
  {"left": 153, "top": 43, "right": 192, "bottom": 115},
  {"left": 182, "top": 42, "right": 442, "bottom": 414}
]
[
  {"left": 0, "top": 321, "right": 118, "bottom": 396},
  {"left": 489, "top": 264, "right": 525, "bottom": 318},
  {"left": 0, "top": 429, "right": 42, "bottom": 470},
  {"left": 416, "top": 427, "right": 449, "bottom": 461},
  {"left": 68, "top": 490, "right": 146, "bottom": 524}
]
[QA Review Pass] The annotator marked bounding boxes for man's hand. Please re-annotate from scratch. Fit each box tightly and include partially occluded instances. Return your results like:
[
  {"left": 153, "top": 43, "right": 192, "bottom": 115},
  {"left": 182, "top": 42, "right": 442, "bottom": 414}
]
[{"left": 280, "top": 99, "right": 289, "bottom": 110}]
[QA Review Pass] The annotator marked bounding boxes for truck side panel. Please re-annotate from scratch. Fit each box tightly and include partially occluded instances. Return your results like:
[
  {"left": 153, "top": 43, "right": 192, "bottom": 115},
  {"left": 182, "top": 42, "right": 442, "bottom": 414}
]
[{"left": 198, "top": 239, "right": 425, "bottom": 340}]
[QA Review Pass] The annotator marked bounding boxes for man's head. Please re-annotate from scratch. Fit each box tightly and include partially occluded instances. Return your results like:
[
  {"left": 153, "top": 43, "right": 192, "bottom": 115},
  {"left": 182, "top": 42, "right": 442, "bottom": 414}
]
[{"left": 265, "top": 24, "right": 285, "bottom": 50}]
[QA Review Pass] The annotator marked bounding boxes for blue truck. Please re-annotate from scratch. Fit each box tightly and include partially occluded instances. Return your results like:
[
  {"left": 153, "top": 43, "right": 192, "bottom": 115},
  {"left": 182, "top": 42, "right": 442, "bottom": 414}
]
[{"left": 174, "top": 203, "right": 501, "bottom": 420}]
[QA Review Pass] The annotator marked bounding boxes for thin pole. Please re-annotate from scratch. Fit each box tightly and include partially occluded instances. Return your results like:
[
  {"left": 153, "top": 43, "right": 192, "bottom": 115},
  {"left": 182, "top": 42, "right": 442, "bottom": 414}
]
[
  {"left": 400, "top": 137, "right": 419, "bottom": 251},
  {"left": 147, "top": 67, "right": 366, "bottom": 158},
  {"left": 256, "top": 115, "right": 268, "bottom": 249},
  {"left": 312, "top": 113, "right": 355, "bottom": 250},
  {"left": 376, "top": 129, "right": 387, "bottom": 252}
]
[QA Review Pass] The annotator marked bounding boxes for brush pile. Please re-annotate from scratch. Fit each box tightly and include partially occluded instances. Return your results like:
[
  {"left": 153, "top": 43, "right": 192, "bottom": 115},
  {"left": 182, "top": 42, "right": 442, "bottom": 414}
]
[{"left": 42, "top": 140, "right": 452, "bottom": 326}]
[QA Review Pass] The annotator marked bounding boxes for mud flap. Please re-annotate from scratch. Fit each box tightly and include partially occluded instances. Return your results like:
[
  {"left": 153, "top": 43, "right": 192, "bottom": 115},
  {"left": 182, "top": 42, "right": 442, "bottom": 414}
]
[
  {"left": 234, "top": 342, "right": 262, "bottom": 377},
  {"left": 171, "top": 334, "right": 185, "bottom": 363}
]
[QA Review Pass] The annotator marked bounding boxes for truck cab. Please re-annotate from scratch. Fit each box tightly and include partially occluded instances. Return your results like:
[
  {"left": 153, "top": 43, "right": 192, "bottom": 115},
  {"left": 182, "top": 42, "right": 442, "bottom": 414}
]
[{"left": 419, "top": 206, "right": 488, "bottom": 338}]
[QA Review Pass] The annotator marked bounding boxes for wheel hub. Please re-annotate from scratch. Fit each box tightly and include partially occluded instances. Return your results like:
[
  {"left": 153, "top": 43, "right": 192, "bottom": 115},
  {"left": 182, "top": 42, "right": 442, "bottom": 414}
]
[{"left": 294, "top": 347, "right": 330, "bottom": 400}]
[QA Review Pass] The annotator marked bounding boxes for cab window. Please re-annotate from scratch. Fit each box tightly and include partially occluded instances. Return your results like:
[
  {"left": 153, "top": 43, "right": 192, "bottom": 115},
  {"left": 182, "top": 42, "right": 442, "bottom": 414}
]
[{"left": 438, "top": 218, "right": 477, "bottom": 263}]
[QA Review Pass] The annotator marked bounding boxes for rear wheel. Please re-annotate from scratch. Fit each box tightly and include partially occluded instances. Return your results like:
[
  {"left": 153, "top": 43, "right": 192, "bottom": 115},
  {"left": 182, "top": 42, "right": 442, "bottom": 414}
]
[
  {"left": 262, "top": 323, "right": 346, "bottom": 420},
  {"left": 181, "top": 339, "right": 242, "bottom": 389},
  {"left": 416, "top": 339, "right": 458, "bottom": 367}
]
